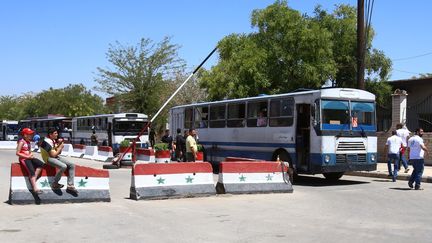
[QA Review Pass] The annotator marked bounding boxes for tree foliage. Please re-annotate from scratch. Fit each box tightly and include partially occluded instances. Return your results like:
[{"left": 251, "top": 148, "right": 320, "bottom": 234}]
[
  {"left": 200, "top": 1, "right": 392, "bottom": 106},
  {"left": 0, "top": 84, "right": 106, "bottom": 120},
  {"left": 95, "top": 37, "right": 186, "bottom": 117}
]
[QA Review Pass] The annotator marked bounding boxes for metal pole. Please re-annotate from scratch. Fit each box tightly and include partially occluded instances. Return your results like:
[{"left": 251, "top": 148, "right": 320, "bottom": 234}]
[{"left": 357, "top": 0, "right": 365, "bottom": 90}]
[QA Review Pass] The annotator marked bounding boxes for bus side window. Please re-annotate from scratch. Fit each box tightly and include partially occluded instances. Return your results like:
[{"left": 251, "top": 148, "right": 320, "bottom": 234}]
[
  {"left": 227, "top": 103, "right": 245, "bottom": 127},
  {"left": 209, "top": 104, "right": 226, "bottom": 128},
  {"left": 194, "top": 106, "right": 208, "bottom": 128},
  {"left": 269, "top": 98, "right": 294, "bottom": 127},
  {"left": 247, "top": 101, "right": 268, "bottom": 127},
  {"left": 184, "top": 108, "right": 193, "bottom": 129}
]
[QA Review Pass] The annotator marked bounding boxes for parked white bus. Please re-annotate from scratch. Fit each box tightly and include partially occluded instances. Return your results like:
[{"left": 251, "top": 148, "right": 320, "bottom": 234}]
[
  {"left": 170, "top": 88, "right": 377, "bottom": 180},
  {"left": 0, "top": 120, "right": 19, "bottom": 141},
  {"left": 18, "top": 116, "right": 72, "bottom": 140},
  {"left": 71, "top": 113, "right": 149, "bottom": 153}
]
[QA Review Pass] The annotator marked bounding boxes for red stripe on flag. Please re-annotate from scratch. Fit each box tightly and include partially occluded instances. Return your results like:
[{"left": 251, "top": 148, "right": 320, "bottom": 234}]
[
  {"left": 98, "top": 146, "right": 113, "bottom": 152},
  {"left": 219, "top": 162, "right": 287, "bottom": 173},
  {"left": 136, "top": 148, "right": 154, "bottom": 156},
  {"left": 73, "top": 144, "right": 86, "bottom": 149},
  {"left": 11, "top": 163, "right": 109, "bottom": 177},
  {"left": 133, "top": 162, "right": 212, "bottom": 175}
]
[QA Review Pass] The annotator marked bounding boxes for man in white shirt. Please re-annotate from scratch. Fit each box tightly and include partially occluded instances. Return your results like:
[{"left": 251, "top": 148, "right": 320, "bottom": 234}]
[
  {"left": 385, "top": 130, "right": 404, "bottom": 182},
  {"left": 396, "top": 123, "right": 410, "bottom": 173},
  {"left": 407, "top": 128, "right": 429, "bottom": 190}
]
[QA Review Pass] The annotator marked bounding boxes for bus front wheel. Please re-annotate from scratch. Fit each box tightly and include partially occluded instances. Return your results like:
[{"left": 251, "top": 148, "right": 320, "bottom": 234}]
[
  {"left": 323, "top": 172, "right": 344, "bottom": 181},
  {"left": 273, "top": 150, "right": 296, "bottom": 183}
]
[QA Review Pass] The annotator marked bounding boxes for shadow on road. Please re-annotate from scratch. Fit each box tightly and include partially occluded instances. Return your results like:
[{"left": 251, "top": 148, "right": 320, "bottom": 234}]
[
  {"left": 372, "top": 179, "right": 393, "bottom": 183},
  {"left": 294, "top": 175, "right": 369, "bottom": 187},
  {"left": 389, "top": 187, "right": 412, "bottom": 191}
]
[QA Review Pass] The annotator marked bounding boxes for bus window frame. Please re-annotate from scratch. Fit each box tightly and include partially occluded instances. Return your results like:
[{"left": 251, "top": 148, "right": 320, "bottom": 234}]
[
  {"left": 209, "top": 104, "right": 226, "bottom": 128},
  {"left": 269, "top": 97, "right": 294, "bottom": 127},
  {"left": 227, "top": 102, "right": 246, "bottom": 128}
]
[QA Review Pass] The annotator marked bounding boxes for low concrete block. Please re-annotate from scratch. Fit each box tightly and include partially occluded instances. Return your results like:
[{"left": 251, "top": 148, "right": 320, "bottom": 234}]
[
  {"left": 9, "top": 163, "right": 110, "bottom": 204},
  {"left": 130, "top": 162, "right": 216, "bottom": 200}
]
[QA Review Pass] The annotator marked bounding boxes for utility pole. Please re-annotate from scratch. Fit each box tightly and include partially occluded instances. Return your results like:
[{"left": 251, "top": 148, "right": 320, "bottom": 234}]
[{"left": 357, "top": 0, "right": 365, "bottom": 90}]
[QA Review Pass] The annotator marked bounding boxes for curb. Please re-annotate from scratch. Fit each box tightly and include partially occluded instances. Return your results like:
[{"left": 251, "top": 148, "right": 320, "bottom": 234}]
[{"left": 346, "top": 171, "right": 432, "bottom": 183}]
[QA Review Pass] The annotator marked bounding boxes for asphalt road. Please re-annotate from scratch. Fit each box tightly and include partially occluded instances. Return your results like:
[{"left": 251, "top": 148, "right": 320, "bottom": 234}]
[{"left": 1, "top": 149, "right": 431, "bottom": 243}]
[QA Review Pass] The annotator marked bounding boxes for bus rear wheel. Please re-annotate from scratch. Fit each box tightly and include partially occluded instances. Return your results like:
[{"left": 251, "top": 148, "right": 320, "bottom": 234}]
[{"left": 323, "top": 172, "right": 344, "bottom": 181}]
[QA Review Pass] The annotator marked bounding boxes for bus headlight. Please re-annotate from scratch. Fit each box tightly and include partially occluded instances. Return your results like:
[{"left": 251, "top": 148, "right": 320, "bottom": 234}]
[
  {"left": 370, "top": 154, "right": 376, "bottom": 162},
  {"left": 324, "top": 154, "right": 331, "bottom": 163}
]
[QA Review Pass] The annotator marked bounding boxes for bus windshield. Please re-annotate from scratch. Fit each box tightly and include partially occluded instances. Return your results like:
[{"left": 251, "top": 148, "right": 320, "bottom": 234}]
[
  {"left": 351, "top": 101, "right": 376, "bottom": 131},
  {"left": 112, "top": 120, "right": 148, "bottom": 135},
  {"left": 321, "top": 100, "right": 350, "bottom": 130},
  {"left": 321, "top": 100, "right": 376, "bottom": 131}
]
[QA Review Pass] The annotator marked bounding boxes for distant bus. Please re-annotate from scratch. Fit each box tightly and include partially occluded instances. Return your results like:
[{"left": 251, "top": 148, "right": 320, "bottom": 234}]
[
  {"left": 71, "top": 113, "right": 149, "bottom": 153},
  {"left": 0, "top": 120, "right": 19, "bottom": 141},
  {"left": 19, "top": 115, "right": 72, "bottom": 140},
  {"left": 170, "top": 88, "right": 377, "bottom": 180}
]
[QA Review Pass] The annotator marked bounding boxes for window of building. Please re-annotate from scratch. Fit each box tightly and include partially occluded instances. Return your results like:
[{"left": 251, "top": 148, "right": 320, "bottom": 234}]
[
  {"left": 209, "top": 104, "right": 226, "bottom": 128},
  {"left": 269, "top": 97, "right": 294, "bottom": 127},
  {"left": 227, "top": 103, "right": 245, "bottom": 127}
]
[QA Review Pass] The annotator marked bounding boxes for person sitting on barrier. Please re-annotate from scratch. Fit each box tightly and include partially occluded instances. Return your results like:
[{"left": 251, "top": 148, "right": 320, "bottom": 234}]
[
  {"left": 186, "top": 128, "right": 198, "bottom": 162},
  {"left": 40, "top": 128, "right": 78, "bottom": 193},
  {"left": 16, "top": 128, "right": 44, "bottom": 194}
]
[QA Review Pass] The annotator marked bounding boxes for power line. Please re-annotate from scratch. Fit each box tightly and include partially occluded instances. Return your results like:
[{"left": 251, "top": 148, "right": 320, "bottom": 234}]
[
  {"left": 392, "top": 68, "right": 421, "bottom": 75},
  {"left": 392, "top": 51, "right": 432, "bottom": 61}
]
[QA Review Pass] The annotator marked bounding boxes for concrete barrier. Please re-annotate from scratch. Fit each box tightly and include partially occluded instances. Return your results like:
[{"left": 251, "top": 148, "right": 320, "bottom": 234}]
[
  {"left": 70, "top": 144, "right": 86, "bottom": 158},
  {"left": 0, "top": 141, "right": 17, "bottom": 149},
  {"left": 136, "top": 148, "right": 155, "bottom": 163},
  {"left": 60, "top": 143, "right": 73, "bottom": 157},
  {"left": 155, "top": 150, "right": 171, "bottom": 163},
  {"left": 9, "top": 163, "right": 110, "bottom": 204},
  {"left": 130, "top": 162, "right": 216, "bottom": 200},
  {"left": 82, "top": 146, "right": 98, "bottom": 160},
  {"left": 95, "top": 146, "right": 114, "bottom": 162},
  {"left": 216, "top": 161, "right": 293, "bottom": 194}
]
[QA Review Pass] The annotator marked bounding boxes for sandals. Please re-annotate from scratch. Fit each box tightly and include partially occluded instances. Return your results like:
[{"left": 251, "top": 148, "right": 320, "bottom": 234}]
[
  {"left": 66, "top": 185, "right": 78, "bottom": 193},
  {"left": 51, "top": 183, "right": 64, "bottom": 189}
]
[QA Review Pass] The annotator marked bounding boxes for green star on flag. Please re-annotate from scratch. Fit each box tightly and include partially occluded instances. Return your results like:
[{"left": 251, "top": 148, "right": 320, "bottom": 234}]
[
  {"left": 78, "top": 178, "right": 88, "bottom": 187},
  {"left": 266, "top": 174, "right": 273, "bottom": 181},
  {"left": 157, "top": 177, "right": 165, "bottom": 184},
  {"left": 185, "top": 176, "right": 194, "bottom": 183},
  {"left": 239, "top": 175, "right": 246, "bottom": 182},
  {"left": 40, "top": 179, "right": 50, "bottom": 188}
]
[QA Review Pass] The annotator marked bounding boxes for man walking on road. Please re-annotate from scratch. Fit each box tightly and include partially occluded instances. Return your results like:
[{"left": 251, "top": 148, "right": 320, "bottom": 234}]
[
  {"left": 396, "top": 123, "right": 410, "bottom": 173},
  {"left": 407, "top": 128, "right": 429, "bottom": 190},
  {"left": 385, "top": 130, "right": 403, "bottom": 182}
]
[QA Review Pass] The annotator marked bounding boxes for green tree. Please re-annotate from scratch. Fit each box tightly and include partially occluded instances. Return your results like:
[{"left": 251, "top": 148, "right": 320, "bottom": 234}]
[
  {"left": 32, "top": 84, "right": 106, "bottom": 117},
  {"left": 200, "top": 1, "right": 392, "bottom": 106},
  {"left": 201, "top": 1, "right": 336, "bottom": 100},
  {"left": 95, "top": 37, "right": 185, "bottom": 117}
]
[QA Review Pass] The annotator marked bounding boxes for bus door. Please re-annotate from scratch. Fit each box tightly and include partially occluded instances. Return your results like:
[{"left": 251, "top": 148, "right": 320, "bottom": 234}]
[{"left": 296, "top": 104, "right": 311, "bottom": 172}]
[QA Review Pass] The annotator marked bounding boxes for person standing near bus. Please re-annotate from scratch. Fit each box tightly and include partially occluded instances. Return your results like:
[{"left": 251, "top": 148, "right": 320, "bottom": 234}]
[
  {"left": 407, "top": 128, "right": 429, "bottom": 190},
  {"left": 40, "top": 128, "right": 78, "bottom": 193},
  {"left": 186, "top": 128, "right": 197, "bottom": 162},
  {"left": 385, "top": 130, "right": 403, "bottom": 182},
  {"left": 174, "top": 128, "right": 185, "bottom": 162},
  {"left": 396, "top": 123, "right": 410, "bottom": 173},
  {"left": 16, "top": 128, "right": 44, "bottom": 194},
  {"left": 90, "top": 130, "right": 98, "bottom": 146}
]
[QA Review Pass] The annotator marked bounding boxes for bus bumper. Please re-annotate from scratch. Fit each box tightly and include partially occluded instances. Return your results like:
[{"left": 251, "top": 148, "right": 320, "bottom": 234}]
[{"left": 310, "top": 163, "right": 377, "bottom": 174}]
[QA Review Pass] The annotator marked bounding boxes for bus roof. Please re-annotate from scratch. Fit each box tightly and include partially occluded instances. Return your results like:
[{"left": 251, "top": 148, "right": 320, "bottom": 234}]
[{"left": 171, "top": 88, "right": 375, "bottom": 109}]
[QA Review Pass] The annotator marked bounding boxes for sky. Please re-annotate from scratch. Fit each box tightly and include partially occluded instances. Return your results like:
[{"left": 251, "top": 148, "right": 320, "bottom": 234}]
[{"left": 1, "top": 0, "right": 431, "bottom": 98}]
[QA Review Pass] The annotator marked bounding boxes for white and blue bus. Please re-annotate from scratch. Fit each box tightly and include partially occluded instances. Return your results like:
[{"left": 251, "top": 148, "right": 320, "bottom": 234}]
[
  {"left": 1, "top": 120, "right": 19, "bottom": 141},
  {"left": 71, "top": 113, "right": 149, "bottom": 153},
  {"left": 170, "top": 88, "right": 377, "bottom": 180},
  {"left": 18, "top": 116, "right": 72, "bottom": 140}
]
